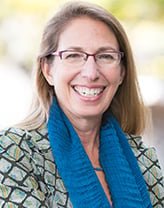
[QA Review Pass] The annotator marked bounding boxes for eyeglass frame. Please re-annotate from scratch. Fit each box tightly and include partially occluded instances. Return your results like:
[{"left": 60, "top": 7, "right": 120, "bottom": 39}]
[{"left": 49, "top": 49, "right": 124, "bottom": 67}]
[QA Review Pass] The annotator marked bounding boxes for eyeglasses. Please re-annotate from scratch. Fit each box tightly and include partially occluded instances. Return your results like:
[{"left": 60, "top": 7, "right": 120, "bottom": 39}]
[{"left": 51, "top": 50, "right": 124, "bottom": 68}]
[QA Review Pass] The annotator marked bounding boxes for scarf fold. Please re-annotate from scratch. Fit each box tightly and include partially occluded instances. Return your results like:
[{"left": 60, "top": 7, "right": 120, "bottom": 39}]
[{"left": 47, "top": 97, "right": 152, "bottom": 208}]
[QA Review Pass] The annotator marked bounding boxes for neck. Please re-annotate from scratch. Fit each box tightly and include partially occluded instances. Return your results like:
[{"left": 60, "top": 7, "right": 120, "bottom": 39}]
[
  {"left": 70, "top": 116, "right": 101, "bottom": 151},
  {"left": 66, "top": 114, "right": 102, "bottom": 167},
  {"left": 60, "top": 104, "right": 102, "bottom": 166},
  {"left": 72, "top": 118, "right": 101, "bottom": 168}
]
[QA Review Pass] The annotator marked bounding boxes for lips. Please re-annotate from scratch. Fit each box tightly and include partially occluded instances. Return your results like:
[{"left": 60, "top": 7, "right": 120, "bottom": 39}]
[{"left": 73, "top": 86, "right": 104, "bottom": 97}]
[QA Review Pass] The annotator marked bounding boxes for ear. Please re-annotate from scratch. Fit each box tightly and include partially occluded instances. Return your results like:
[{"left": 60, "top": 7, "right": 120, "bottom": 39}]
[
  {"left": 41, "top": 58, "right": 54, "bottom": 86},
  {"left": 119, "top": 66, "right": 125, "bottom": 85}
]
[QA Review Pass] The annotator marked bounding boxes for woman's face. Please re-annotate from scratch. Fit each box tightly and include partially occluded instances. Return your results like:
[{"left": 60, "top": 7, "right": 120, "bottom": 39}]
[{"left": 43, "top": 17, "right": 125, "bottom": 121}]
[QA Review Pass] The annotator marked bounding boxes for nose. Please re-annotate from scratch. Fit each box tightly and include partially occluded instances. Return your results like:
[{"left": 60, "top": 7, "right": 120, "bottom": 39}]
[{"left": 80, "top": 56, "right": 100, "bottom": 81}]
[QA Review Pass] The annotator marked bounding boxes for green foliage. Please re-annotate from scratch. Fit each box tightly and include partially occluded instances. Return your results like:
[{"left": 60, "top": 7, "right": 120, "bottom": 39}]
[
  {"left": 1, "top": 0, "right": 164, "bottom": 20},
  {"left": 103, "top": 0, "right": 164, "bottom": 21}
]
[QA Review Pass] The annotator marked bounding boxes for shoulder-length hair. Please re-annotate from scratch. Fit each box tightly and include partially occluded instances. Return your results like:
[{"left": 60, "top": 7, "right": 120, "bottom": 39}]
[{"left": 18, "top": 1, "right": 149, "bottom": 135}]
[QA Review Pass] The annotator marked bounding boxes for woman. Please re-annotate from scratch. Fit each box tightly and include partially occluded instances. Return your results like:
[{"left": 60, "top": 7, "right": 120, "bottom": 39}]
[{"left": 0, "top": 1, "right": 163, "bottom": 207}]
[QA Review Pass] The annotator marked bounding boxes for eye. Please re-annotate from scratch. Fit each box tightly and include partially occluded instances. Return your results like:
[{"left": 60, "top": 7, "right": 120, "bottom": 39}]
[
  {"left": 63, "top": 52, "right": 83, "bottom": 60},
  {"left": 97, "top": 53, "right": 116, "bottom": 60}
]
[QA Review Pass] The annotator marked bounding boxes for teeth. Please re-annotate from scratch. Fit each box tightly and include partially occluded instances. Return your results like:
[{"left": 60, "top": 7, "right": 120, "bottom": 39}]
[{"left": 74, "top": 86, "right": 103, "bottom": 97}]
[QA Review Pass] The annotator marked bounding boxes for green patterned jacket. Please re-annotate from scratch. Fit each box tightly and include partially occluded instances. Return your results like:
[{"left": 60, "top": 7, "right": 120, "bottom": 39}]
[{"left": 0, "top": 123, "right": 163, "bottom": 208}]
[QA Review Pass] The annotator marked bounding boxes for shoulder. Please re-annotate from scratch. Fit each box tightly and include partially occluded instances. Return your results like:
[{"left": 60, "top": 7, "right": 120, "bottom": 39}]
[
  {"left": 127, "top": 134, "right": 164, "bottom": 207},
  {"left": 0, "top": 123, "right": 55, "bottom": 176},
  {"left": 0, "top": 125, "right": 53, "bottom": 206},
  {"left": 0, "top": 123, "right": 50, "bottom": 161},
  {"left": 0, "top": 124, "right": 70, "bottom": 207},
  {"left": 0, "top": 127, "right": 31, "bottom": 164}
]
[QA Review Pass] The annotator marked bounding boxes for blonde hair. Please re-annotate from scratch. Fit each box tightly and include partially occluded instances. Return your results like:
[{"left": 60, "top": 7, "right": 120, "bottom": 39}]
[{"left": 18, "top": 1, "right": 149, "bottom": 135}]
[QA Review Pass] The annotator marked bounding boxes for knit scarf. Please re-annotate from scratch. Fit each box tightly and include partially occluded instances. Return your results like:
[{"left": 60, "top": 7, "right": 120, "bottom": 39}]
[{"left": 47, "top": 97, "right": 152, "bottom": 208}]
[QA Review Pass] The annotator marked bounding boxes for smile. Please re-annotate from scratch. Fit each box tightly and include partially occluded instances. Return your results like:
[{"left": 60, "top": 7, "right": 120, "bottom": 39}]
[{"left": 74, "top": 86, "right": 104, "bottom": 97}]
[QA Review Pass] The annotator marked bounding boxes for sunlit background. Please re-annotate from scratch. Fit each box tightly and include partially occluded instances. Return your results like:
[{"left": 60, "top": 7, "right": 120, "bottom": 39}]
[{"left": 0, "top": 0, "right": 164, "bottom": 171}]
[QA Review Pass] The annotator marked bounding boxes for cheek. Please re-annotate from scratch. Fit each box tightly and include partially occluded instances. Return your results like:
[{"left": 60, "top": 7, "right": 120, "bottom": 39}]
[
  {"left": 53, "top": 71, "right": 70, "bottom": 88},
  {"left": 105, "top": 69, "right": 123, "bottom": 85},
  {"left": 52, "top": 67, "right": 73, "bottom": 96},
  {"left": 52, "top": 63, "right": 80, "bottom": 87}
]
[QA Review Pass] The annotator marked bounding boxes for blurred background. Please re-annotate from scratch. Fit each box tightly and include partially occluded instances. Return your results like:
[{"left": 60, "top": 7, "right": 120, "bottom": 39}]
[{"left": 0, "top": 0, "right": 164, "bottom": 171}]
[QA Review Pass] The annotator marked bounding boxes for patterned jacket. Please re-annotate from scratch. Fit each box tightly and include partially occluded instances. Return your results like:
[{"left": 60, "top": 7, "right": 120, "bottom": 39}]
[{"left": 0, "top": 124, "right": 163, "bottom": 208}]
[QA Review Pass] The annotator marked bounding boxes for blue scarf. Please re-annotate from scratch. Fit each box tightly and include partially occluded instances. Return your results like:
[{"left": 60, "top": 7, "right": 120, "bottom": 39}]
[{"left": 47, "top": 97, "right": 152, "bottom": 208}]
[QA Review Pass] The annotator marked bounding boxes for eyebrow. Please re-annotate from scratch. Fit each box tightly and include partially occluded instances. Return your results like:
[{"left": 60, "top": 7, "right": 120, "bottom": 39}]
[{"left": 65, "top": 46, "right": 119, "bottom": 52}]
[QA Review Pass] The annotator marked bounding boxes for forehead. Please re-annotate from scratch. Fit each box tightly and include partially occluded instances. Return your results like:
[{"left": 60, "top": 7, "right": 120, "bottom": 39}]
[{"left": 58, "top": 16, "right": 119, "bottom": 51}]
